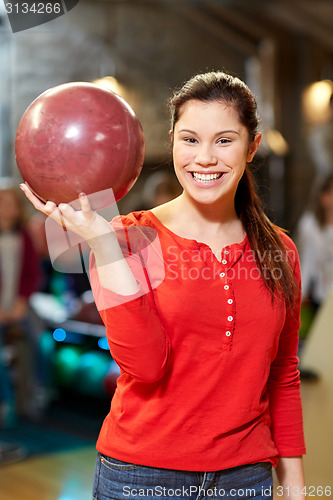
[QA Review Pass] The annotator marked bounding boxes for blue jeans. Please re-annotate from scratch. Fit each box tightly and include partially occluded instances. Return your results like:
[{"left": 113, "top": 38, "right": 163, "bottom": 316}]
[{"left": 93, "top": 453, "right": 273, "bottom": 500}]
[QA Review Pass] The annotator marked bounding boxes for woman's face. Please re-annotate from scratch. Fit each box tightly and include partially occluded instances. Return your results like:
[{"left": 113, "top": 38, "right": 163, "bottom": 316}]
[{"left": 172, "top": 99, "right": 261, "bottom": 208}]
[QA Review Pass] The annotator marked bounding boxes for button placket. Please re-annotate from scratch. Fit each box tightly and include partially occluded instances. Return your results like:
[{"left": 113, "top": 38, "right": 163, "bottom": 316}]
[
  {"left": 222, "top": 249, "right": 229, "bottom": 266},
  {"left": 218, "top": 241, "right": 247, "bottom": 350},
  {"left": 218, "top": 255, "right": 235, "bottom": 351}
]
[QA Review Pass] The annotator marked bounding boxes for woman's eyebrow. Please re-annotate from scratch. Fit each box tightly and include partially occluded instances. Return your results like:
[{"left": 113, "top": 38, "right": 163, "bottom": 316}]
[
  {"left": 178, "top": 128, "right": 240, "bottom": 136},
  {"left": 216, "top": 130, "right": 240, "bottom": 136},
  {"left": 178, "top": 129, "right": 197, "bottom": 134}
]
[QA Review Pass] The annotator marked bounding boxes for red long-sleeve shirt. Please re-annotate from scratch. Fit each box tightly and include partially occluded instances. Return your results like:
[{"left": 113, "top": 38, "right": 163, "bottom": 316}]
[{"left": 90, "top": 210, "right": 306, "bottom": 471}]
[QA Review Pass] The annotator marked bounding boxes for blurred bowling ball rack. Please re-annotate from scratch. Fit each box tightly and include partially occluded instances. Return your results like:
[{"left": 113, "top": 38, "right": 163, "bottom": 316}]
[{"left": 30, "top": 292, "right": 119, "bottom": 399}]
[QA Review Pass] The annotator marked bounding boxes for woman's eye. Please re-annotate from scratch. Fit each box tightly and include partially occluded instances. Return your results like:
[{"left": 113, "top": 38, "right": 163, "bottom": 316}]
[
  {"left": 184, "top": 137, "right": 197, "bottom": 143},
  {"left": 217, "top": 138, "right": 231, "bottom": 145}
]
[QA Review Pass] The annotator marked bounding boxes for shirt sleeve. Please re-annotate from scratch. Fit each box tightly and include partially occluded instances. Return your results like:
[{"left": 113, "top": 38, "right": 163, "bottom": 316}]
[
  {"left": 267, "top": 236, "right": 306, "bottom": 457},
  {"left": 89, "top": 216, "right": 170, "bottom": 384}
]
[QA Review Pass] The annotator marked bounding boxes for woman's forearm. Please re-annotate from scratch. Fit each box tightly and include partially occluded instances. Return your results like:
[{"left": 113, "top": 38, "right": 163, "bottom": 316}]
[
  {"left": 89, "top": 231, "right": 139, "bottom": 295},
  {"left": 275, "top": 456, "right": 306, "bottom": 500},
  {"left": 89, "top": 231, "right": 169, "bottom": 384}
]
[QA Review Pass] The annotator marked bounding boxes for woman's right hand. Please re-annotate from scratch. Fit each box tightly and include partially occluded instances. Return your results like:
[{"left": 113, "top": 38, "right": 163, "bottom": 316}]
[
  {"left": 19, "top": 183, "right": 114, "bottom": 250},
  {"left": 20, "top": 183, "right": 139, "bottom": 295}
]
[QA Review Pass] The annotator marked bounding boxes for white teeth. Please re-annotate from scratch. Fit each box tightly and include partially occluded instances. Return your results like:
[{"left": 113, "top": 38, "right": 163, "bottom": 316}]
[{"left": 192, "top": 172, "right": 222, "bottom": 182}]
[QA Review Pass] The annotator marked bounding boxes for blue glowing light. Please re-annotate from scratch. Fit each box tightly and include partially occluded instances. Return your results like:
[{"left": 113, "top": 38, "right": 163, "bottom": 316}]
[
  {"left": 98, "top": 337, "right": 109, "bottom": 350},
  {"left": 53, "top": 328, "right": 67, "bottom": 342}
]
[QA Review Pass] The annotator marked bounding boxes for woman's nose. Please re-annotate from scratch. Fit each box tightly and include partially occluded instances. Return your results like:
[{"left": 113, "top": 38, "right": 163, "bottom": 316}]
[{"left": 195, "top": 144, "right": 218, "bottom": 166}]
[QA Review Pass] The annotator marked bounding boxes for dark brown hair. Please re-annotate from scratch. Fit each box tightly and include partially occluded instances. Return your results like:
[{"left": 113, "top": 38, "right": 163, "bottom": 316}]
[{"left": 169, "top": 71, "right": 298, "bottom": 309}]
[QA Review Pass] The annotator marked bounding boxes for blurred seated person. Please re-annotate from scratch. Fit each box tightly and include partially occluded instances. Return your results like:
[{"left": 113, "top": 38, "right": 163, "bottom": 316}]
[
  {"left": 308, "top": 93, "right": 333, "bottom": 189},
  {"left": 296, "top": 174, "right": 333, "bottom": 381},
  {"left": 297, "top": 173, "right": 333, "bottom": 310},
  {"left": 0, "top": 185, "right": 44, "bottom": 425},
  {"left": 28, "top": 212, "right": 53, "bottom": 294},
  {"left": 141, "top": 170, "right": 182, "bottom": 209}
]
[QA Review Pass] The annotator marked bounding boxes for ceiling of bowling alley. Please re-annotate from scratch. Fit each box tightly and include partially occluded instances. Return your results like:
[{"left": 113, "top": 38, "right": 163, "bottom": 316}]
[{"left": 96, "top": 0, "right": 333, "bottom": 54}]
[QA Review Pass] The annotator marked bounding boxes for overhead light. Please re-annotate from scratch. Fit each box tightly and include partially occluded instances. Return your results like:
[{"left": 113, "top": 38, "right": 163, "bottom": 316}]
[
  {"left": 92, "top": 76, "right": 124, "bottom": 96},
  {"left": 265, "top": 129, "right": 289, "bottom": 156},
  {"left": 302, "top": 80, "right": 333, "bottom": 124}
]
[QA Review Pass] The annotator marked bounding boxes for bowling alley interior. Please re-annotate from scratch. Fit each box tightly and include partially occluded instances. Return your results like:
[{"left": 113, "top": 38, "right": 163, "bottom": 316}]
[{"left": 0, "top": 0, "right": 333, "bottom": 498}]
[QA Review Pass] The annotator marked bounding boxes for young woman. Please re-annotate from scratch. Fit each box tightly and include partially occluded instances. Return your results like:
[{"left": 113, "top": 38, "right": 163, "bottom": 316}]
[{"left": 21, "top": 71, "right": 306, "bottom": 499}]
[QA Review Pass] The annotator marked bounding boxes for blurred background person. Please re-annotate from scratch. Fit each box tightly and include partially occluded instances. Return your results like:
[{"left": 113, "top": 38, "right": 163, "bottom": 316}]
[
  {"left": 139, "top": 170, "right": 180, "bottom": 210},
  {"left": 308, "top": 94, "right": 333, "bottom": 189},
  {"left": 121, "top": 169, "right": 182, "bottom": 213},
  {"left": 296, "top": 173, "right": 333, "bottom": 381},
  {"left": 0, "top": 185, "right": 44, "bottom": 427},
  {"left": 141, "top": 170, "right": 182, "bottom": 209},
  {"left": 297, "top": 173, "right": 333, "bottom": 311}
]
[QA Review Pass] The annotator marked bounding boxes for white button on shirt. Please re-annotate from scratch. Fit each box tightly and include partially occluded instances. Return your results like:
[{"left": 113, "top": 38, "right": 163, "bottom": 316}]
[
  {"left": 224, "top": 285, "right": 229, "bottom": 290},
  {"left": 227, "top": 316, "right": 233, "bottom": 322},
  {"left": 219, "top": 272, "right": 225, "bottom": 278},
  {"left": 225, "top": 331, "right": 231, "bottom": 337},
  {"left": 228, "top": 299, "right": 233, "bottom": 304},
  {"left": 222, "top": 260, "right": 227, "bottom": 265}
]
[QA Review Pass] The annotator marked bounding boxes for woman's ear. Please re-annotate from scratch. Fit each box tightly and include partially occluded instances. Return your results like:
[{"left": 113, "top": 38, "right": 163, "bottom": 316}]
[{"left": 247, "top": 133, "right": 262, "bottom": 162}]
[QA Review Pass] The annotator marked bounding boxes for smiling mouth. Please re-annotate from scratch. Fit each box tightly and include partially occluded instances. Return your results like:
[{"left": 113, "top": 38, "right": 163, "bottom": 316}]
[{"left": 191, "top": 172, "right": 223, "bottom": 182}]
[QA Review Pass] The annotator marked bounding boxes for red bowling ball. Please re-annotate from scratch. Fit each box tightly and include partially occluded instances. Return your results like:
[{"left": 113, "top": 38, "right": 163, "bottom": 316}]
[{"left": 15, "top": 82, "right": 145, "bottom": 206}]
